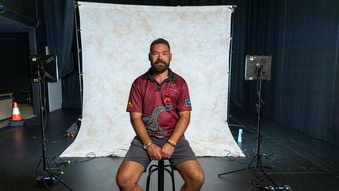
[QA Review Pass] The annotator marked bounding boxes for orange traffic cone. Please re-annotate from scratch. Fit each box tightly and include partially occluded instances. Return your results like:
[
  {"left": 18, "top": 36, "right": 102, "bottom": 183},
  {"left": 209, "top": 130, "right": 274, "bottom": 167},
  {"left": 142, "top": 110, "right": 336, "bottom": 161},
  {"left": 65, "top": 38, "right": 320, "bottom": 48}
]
[
  {"left": 11, "top": 102, "right": 22, "bottom": 121},
  {"left": 10, "top": 102, "right": 24, "bottom": 127}
]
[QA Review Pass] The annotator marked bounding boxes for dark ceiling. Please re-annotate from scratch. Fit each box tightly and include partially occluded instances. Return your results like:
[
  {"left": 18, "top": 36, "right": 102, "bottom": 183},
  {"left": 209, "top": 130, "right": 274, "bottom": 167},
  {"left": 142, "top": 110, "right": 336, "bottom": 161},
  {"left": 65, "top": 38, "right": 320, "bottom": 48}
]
[{"left": 0, "top": 0, "right": 40, "bottom": 31}]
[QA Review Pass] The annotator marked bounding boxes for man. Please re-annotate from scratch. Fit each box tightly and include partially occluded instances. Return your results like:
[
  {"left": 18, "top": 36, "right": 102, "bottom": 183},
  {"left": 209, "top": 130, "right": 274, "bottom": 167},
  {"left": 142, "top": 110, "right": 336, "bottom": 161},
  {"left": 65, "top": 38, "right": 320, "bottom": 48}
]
[{"left": 116, "top": 38, "right": 205, "bottom": 191}]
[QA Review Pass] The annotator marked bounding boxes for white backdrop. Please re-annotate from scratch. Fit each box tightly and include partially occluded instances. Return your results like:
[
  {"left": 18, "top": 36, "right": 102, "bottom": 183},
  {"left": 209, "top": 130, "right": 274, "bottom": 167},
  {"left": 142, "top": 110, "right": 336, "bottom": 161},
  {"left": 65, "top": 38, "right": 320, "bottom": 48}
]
[{"left": 60, "top": 2, "right": 244, "bottom": 158}]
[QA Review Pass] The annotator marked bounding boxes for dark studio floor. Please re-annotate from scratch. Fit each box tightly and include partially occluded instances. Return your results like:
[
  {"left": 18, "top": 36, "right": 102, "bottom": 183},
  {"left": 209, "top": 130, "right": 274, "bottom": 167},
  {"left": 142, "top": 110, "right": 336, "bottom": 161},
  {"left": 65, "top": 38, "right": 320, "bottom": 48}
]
[{"left": 1, "top": 106, "right": 339, "bottom": 191}]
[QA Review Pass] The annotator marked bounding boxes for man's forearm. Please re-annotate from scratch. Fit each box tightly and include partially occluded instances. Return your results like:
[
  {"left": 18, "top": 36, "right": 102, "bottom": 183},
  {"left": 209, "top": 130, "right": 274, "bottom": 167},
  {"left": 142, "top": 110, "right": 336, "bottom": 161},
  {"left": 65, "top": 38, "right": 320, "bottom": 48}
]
[
  {"left": 167, "top": 111, "right": 190, "bottom": 144},
  {"left": 130, "top": 112, "right": 152, "bottom": 144}
]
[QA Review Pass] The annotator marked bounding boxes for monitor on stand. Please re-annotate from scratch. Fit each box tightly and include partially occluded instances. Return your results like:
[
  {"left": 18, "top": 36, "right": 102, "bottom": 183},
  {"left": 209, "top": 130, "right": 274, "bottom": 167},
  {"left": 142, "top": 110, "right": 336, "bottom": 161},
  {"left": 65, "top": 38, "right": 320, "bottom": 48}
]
[{"left": 245, "top": 55, "right": 271, "bottom": 81}]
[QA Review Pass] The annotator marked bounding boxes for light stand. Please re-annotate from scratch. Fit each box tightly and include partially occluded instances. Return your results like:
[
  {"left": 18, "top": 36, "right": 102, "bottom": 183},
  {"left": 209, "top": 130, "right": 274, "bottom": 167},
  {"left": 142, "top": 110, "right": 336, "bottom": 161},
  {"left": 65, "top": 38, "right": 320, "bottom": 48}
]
[
  {"left": 31, "top": 56, "right": 73, "bottom": 190},
  {"left": 218, "top": 55, "right": 277, "bottom": 188}
]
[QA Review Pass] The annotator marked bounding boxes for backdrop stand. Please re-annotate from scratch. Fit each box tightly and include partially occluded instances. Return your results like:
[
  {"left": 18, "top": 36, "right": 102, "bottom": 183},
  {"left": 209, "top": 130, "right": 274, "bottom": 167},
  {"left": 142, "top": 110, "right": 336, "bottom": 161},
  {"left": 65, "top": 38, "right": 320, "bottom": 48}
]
[
  {"left": 62, "top": 1, "right": 83, "bottom": 139},
  {"left": 218, "top": 55, "right": 280, "bottom": 189}
]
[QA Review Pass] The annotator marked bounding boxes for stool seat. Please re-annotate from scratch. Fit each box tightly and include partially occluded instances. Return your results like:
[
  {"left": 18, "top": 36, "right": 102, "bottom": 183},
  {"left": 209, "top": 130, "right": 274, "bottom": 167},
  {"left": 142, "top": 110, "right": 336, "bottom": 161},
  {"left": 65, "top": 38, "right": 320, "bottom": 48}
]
[{"left": 146, "top": 159, "right": 175, "bottom": 191}]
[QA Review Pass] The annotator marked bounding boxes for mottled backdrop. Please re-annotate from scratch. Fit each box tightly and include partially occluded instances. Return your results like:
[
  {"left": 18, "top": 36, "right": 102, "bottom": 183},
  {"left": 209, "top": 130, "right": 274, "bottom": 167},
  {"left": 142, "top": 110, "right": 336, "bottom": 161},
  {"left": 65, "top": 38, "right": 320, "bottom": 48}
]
[{"left": 61, "top": 2, "right": 244, "bottom": 158}]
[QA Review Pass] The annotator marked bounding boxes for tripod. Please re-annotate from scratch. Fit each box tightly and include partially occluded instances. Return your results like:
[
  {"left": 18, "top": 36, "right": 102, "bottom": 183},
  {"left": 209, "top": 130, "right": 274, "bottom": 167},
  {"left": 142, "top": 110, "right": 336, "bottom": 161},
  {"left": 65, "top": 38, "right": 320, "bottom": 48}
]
[
  {"left": 218, "top": 68, "right": 277, "bottom": 187},
  {"left": 33, "top": 64, "right": 73, "bottom": 190}
]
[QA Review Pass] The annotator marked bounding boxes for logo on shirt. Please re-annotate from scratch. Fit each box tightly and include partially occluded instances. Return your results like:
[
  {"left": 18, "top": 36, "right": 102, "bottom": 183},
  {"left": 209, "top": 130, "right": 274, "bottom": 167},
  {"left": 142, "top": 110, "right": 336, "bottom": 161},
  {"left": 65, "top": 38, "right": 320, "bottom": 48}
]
[
  {"left": 185, "top": 99, "right": 191, "bottom": 106},
  {"left": 168, "top": 82, "right": 178, "bottom": 92},
  {"left": 127, "top": 100, "right": 134, "bottom": 108},
  {"left": 163, "top": 94, "right": 172, "bottom": 110}
]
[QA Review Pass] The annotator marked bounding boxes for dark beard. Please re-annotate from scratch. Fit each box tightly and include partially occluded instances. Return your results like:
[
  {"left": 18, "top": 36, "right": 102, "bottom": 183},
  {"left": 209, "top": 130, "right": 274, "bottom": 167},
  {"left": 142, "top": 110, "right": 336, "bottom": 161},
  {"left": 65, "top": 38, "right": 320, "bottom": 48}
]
[{"left": 151, "top": 60, "right": 169, "bottom": 74}]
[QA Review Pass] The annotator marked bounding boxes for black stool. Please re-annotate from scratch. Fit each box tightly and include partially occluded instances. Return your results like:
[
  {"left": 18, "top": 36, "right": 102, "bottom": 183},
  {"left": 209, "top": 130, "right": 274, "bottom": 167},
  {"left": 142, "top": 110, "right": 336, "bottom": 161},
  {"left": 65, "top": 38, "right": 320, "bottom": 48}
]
[{"left": 146, "top": 159, "right": 175, "bottom": 191}]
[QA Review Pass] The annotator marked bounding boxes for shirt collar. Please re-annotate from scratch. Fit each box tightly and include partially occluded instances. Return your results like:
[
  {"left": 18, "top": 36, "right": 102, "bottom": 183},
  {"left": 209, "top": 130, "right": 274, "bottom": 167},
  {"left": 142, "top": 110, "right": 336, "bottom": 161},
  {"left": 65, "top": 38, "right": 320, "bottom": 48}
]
[{"left": 144, "top": 68, "right": 176, "bottom": 82}]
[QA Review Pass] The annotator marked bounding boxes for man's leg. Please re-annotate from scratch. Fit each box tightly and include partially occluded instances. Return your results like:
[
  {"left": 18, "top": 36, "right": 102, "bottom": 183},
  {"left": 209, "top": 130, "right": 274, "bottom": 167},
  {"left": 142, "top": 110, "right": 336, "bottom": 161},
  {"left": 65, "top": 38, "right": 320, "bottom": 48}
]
[
  {"left": 169, "top": 137, "right": 205, "bottom": 191},
  {"left": 116, "top": 137, "right": 151, "bottom": 190},
  {"left": 116, "top": 160, "right": 145, "bottom": 191},
  {"left": 175, "top": 159, "right": 205, "bottom": 191}
]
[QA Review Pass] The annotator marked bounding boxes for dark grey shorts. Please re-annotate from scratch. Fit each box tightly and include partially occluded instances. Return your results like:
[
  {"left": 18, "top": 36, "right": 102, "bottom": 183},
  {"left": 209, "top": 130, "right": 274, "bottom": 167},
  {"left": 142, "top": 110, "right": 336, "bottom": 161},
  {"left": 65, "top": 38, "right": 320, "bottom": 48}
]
[{"left": 123, "top": 136, "right": 197, "bottom": 169}]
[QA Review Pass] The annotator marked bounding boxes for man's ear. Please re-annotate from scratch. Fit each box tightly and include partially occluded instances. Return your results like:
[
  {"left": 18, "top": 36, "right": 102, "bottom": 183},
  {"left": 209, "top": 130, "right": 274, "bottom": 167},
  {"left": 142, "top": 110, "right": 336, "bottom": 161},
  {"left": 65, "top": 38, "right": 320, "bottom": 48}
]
[{"left": 148, "top": 53, "right": 151, "bottom": 61}]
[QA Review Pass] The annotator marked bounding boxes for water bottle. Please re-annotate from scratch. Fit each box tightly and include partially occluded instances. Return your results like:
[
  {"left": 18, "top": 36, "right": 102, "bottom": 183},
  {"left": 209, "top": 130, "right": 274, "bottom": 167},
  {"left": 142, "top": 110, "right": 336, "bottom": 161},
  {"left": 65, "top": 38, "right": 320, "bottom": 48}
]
[{"left": 237, "top": 129, "right": 243, "bottom": 144}]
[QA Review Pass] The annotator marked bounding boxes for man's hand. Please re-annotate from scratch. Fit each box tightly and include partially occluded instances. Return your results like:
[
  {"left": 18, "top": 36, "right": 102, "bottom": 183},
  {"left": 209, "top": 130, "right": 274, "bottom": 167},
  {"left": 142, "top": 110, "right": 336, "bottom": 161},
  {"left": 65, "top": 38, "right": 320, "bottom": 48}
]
[
  {"left": 161, "top": 142, "right": 175, "bottom": 159},
  {"left": 146, "top": 144, "right": 163, "bottom": 160}
]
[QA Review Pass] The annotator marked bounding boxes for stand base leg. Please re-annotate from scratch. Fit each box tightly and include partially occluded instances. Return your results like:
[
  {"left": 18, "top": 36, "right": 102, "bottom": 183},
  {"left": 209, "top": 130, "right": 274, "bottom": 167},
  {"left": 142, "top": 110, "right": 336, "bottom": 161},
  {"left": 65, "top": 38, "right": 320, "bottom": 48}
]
[
  {"left": 218, "top": 154, "right": 271, "bottom": 177},
  {"left": 34, "top": 155, "right": 73, "bottom": 191},
  {"left": 218, "top": 154, "right": 277, "bottom": 187}
]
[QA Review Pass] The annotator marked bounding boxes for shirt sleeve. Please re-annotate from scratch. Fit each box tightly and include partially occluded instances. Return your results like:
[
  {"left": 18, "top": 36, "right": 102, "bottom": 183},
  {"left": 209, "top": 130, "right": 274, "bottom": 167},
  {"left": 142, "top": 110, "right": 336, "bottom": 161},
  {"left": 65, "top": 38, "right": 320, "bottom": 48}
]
[
  {"left": 176, "top": 79, "right": 192, "bottom": 112},
  {"left": 126, "top": 80, "right": 143, "bottom": 113}
]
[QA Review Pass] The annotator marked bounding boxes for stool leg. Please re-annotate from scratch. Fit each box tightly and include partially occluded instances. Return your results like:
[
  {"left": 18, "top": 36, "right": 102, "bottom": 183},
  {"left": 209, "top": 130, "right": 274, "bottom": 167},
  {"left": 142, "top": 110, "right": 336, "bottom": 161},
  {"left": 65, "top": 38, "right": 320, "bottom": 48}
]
[
  {"left": 146, "top": 171, "right": 151, "bottom": 191},
  {"left": 170, "top": 166, "right": 175, "bottom": 191},
  {"left": 146, "top": 165, "right": 157, "bottom": 191},
  {"left": 164, "top": 164, "right": 176, "bottom": 191},
  {"left": 158, "top": 160, "right": 165, "bottom": 191},
  {"left": 145, "top": 160, "right": 175, "bottom": 191}
]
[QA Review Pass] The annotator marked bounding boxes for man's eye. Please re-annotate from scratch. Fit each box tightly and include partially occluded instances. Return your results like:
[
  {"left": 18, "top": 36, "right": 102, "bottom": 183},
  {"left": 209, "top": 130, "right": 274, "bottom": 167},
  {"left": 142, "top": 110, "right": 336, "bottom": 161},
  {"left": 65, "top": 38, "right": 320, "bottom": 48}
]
[{"left": 151, "top": 52, "right": 168, "bottom": 56}]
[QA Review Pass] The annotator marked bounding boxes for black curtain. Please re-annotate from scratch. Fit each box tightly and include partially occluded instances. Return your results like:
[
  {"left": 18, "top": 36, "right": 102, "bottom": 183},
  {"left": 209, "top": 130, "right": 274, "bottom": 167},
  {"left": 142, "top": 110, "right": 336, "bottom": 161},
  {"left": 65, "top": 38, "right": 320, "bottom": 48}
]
[
  {"left": 42, "top": 0, "right": 80, "bottom": 108},
  {"left": 43, "top": 0, "right": 75, "bottom": 78},
  {"left": 230, "top": 0, "right": 339, "bottom": 146}
]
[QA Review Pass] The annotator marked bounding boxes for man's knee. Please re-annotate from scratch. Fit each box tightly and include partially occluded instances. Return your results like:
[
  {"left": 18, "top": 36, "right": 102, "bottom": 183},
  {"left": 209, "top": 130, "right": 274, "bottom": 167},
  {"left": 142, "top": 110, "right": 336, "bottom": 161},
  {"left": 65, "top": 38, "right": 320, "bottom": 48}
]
[
  {"left": 116, "top": 167, "right": 129, "bottom": 188},
  {"left": 196, "top": 169, "right": 205, "bottom": 183},
  {"left": 176, "top": 160, "right": 205, "bottom": 188},
  {"left": 116, "top": 161, "right": 144, "bottom": 189},
  {"left": 190, "top": 168, "right": 205, "bottom": 187}
]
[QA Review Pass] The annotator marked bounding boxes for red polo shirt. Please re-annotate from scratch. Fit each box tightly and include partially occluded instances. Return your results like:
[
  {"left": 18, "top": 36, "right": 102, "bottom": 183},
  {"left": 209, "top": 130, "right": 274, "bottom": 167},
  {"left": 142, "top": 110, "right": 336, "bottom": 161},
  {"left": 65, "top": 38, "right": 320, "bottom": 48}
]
[{"left": 126, "top": 68, "right": 192, "bottom": 137}]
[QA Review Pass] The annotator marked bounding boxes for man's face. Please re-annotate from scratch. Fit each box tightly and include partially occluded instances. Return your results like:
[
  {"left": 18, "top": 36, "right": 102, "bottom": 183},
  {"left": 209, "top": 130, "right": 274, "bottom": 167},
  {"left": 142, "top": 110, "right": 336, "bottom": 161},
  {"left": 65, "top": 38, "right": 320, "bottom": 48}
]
[{"left": 149, "top": 43, "right": 172, "bottom": 74}]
